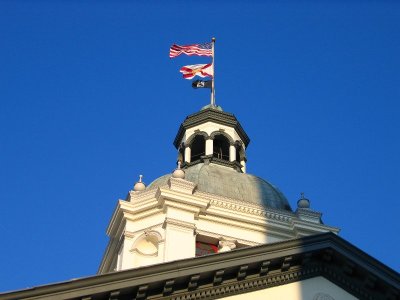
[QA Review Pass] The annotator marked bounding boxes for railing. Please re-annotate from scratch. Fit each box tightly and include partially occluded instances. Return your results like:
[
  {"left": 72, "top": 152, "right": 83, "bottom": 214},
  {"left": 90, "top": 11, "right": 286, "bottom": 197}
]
[
  {"left": 190, "top": 152, "right": 230, "bottom": 162},
  {"left": 213, "top": 152, "right": 229, "bottom": 161},
  {"left": 191, "top": 152, "right": 205, "bottom": 162}
]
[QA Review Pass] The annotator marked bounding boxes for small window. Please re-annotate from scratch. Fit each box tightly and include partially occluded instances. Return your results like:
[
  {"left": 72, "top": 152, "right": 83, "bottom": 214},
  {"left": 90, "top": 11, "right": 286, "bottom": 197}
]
[
  {"left": 213, "top": 134, "right": 230, "bottom": 161},
  {"left": 196, "top": 242, "right": 218, "bottom": 257}
]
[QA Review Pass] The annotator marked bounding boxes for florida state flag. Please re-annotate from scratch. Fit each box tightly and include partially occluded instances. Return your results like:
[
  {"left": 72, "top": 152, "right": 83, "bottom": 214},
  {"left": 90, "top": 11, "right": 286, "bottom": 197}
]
[{"left": 179, "top": 64, "right": 213, "bottom": 79}]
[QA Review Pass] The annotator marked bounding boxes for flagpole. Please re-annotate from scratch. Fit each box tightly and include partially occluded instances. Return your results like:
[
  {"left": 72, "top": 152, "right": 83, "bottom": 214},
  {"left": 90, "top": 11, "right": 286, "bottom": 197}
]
[{"left": 211, "top": 37, "right": 216, "bottom": 106}]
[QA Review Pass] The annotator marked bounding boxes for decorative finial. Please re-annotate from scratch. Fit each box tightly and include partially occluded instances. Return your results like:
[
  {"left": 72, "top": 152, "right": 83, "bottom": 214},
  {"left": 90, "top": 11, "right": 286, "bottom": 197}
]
[
  {"left": 172, "top": 161, "right": 185, "bottom": 179},
  {"left": 212, "top": 37, "right": 216, "bottom": 42},
  {"left": 297, "top": 192, "right": 310, "bottom": 209},
  {"left": 133, "top": 174, "right": 146, "bottom": 191}
]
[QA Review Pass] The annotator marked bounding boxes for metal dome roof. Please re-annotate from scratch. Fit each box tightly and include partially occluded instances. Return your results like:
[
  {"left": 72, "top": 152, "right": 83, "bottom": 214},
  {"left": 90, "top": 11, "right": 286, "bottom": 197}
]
[{"left": 147, "top": 163, "right": 292, "bottom": 212}]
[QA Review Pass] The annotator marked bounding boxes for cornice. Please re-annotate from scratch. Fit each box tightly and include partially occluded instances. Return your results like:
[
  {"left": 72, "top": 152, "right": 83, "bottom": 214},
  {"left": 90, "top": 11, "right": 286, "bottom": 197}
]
[
  {"left": 209, "top": 198, "right": 293, "bottom": 222},
  {"left": 198, "top": 214, "right": 296, "bottom": 239},
  {"left": 4, "top": 233, "right": 399, "bottom": 300},
  {"left": 163, "top": 217, "right": 196, "bottom": 232},
  {"left": 103, "top": 200, "right": 162, "bottom": 235},
  {"left": 118, "top": 193, "right": 164, "bottom": 222},
  {"left": 192, "top": 190, "right": 337, "bottom": 236},
  {"left": 160, "top": 265, "right": 321, "bottom": 300},
  {"left": 123, "top": 207, "right": 162, "bottom": 222},
  {"left": 292, "top": 219, "right": 341, "bottom": 236},
  {"left": 168, "top": 177, "right": 197, "bottom": 194},
  {"left": 158, "top": 187, "right": 209, "bottom": 213},
  {"left": 193, "top": 189, "right": 296, "bottom": 226},
  {"left": 128, "top": 188, "right": 158, "bottom": 203}
]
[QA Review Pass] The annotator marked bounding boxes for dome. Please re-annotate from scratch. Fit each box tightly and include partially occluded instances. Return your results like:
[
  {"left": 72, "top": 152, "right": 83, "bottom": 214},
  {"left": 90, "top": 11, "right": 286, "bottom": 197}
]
[{"left": 147, "top": 163, "right": 292, "bottom": 212}]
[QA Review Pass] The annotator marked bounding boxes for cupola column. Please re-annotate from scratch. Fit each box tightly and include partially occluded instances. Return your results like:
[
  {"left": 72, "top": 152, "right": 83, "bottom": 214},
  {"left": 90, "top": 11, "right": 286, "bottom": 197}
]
[
  {"left": 184, "top": 146, "right": 191, "bottom": 163},
  {"left": 241, "top": 157, "right": 247, "bottom": 173},
  {"left": 229, "top": 144, "right": 236, "bottom": 162},
  {"left": 205, "top": 137, "right": 213, "bottom": 156}
]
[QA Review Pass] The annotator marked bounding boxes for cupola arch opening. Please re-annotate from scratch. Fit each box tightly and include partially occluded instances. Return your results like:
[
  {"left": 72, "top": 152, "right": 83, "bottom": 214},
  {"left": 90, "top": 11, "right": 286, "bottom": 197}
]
[
  {"left": 189, "top": 134, "right": 206, "bottom": 162},
  {"left": 211, "top": 133, "right": 231, "bottom": 161}
]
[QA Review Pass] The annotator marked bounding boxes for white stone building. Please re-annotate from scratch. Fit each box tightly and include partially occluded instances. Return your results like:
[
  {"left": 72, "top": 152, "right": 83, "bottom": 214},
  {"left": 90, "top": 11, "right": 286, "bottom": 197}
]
[
  {"left": 99, "top": 105, "right": 339, "bottom": 274},
  {"left": 1, "top": 105, "right": 399, "bottom": 300}
]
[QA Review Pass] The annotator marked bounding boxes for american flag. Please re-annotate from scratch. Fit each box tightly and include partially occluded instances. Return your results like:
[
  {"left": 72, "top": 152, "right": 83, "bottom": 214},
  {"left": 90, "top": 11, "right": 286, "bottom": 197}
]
[
  {"left": 169, "top": 43, "right": 213, "bottom": 58},
  {"left": 179, "top": 64, "right": 213, "bottom": 79}
]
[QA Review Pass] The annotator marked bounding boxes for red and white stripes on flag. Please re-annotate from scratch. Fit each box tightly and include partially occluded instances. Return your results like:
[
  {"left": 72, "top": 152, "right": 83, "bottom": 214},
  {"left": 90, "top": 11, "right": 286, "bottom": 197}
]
[
  {"left": 169, "top": 43, "right": 213, "bottom": 58},
  {"left": 179, "top": 64, "right": 213, "bottom": 79}
]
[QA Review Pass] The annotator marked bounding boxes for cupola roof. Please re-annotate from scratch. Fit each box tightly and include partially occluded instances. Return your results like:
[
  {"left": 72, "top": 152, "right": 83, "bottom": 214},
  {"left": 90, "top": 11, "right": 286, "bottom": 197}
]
[{"left": 173, "top": 106, "right": 250, "bottom": 149}]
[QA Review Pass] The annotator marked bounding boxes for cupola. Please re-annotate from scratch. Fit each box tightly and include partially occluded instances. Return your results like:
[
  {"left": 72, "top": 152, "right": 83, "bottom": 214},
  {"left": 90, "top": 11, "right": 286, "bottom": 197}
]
[{"left": 174, "top": 105, "right": 250, "bottom": 173}]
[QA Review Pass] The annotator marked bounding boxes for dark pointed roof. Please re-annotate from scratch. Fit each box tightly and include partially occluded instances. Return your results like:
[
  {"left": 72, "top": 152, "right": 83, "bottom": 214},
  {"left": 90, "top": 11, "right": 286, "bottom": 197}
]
[{"left": 173, "top": 107, "right": 250, "bottom": 149}]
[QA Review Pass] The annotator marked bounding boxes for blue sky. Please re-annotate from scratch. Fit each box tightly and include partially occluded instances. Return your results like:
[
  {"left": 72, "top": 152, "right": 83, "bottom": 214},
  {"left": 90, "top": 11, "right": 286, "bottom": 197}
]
[{"left": 1, "top": 0, "right": 399, "bottom": 292}]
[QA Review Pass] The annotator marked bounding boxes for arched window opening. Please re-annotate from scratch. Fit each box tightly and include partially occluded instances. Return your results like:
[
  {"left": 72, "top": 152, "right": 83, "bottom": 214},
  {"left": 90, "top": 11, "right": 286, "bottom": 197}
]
[
  {"left": 190, "top": 135, "right": 205, "bottom": 162},
  {"left": 196, "top": 235, "right": 218, "bottom": 257},
  {"left": 196, "top": 242, "right": 218, "bottom": 257},
  {"left": 196, "top": 235, "right": 249, "bottom": 257},
  {"left": 213, "top": 135, "right": 230, "bottom": 161}
]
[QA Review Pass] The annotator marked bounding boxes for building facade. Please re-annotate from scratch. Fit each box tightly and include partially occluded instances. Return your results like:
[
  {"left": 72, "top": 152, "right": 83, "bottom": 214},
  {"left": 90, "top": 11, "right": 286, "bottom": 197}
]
[
  {"left": 1, "top": 105, "right": 399, "bottom": 300},
  {"left": 99, "top": 105, "right": 339, "bottom": 274}
]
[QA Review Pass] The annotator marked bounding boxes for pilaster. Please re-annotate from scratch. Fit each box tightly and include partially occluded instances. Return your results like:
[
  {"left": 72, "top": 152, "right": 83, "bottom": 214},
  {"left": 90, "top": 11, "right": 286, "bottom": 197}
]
[
  {"left": 163, "top": 217, "right": 196, "bottom": 261},
  {"left": 184, "top": 147, "right": 191, "bottom": 163},
  {"left": 229, "top": 144, "right": 236, "bottom": 162}
]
